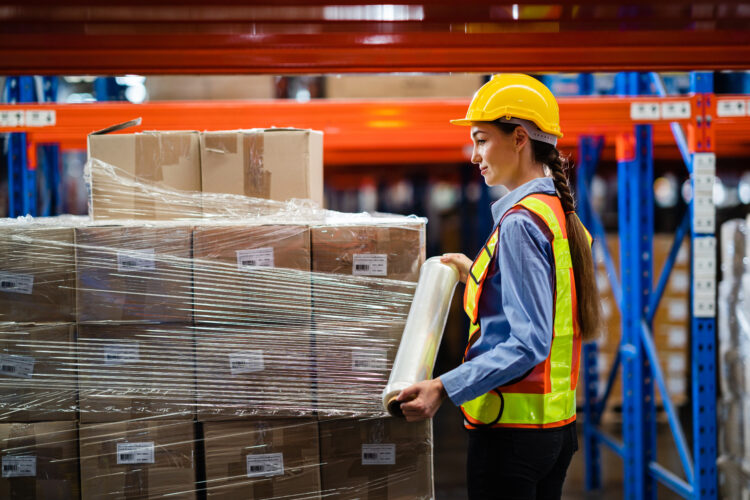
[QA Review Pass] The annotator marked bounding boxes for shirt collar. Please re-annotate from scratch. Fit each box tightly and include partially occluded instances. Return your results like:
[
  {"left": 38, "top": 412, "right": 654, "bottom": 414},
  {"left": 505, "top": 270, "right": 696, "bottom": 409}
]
[{"left": 490, "top": 177, "right": 557, "bottom": 225}]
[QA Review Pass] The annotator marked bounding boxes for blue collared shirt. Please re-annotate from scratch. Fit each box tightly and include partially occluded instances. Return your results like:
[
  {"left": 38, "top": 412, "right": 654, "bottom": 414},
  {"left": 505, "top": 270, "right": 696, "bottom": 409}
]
[{"left": 440, "top": 177, "right": 557, "bottom": 406}]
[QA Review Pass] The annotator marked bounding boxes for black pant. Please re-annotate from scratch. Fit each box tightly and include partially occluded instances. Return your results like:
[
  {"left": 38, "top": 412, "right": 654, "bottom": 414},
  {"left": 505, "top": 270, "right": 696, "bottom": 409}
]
[{"left": 466, "top": 422, "right": 578, "bottom": 500}]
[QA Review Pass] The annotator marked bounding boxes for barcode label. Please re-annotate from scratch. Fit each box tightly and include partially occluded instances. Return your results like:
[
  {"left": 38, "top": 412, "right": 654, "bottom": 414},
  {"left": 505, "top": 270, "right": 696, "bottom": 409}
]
[
  {"left": 104, "top": 342, "right": 140, "bottom": 366},
  {"left": 362, "top": 444, "right": 395, "bottom": 465},
  {"left": 236, "top": 248, "right": 275, "bottom": 270},
  {"left": 352, "top": 254, "right": 388, "bottom": 276},
  {"left": 117, "top": 442, "right": 155, "bottom": 464},
  {"left": 229, "top": 350, "right": 264, "bottom": 375},
  {"left": 0, "top": 354, "right": 35, "bottom": 379},
  {"left": 2, "top": 456, "right": 36, "bottom": 477},
  {"left": 0, "top": 271, "right": 34, "bottom": 295},
  {"left": 117, "top": 249, "right": 156, "bottom": 272},
  {"left": 246, "top": 453, "right": 284, "bottom": 478},
  {"left": 351, "top": 348, "right": 387, "bottom": 372}
]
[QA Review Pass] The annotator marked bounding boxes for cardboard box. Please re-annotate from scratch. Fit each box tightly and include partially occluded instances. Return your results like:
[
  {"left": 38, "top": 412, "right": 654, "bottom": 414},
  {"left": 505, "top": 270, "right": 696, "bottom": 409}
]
[
  {"left": 88, "top": 126, "right": 202, "bottom": 220},
  {"left": 0, "top": 225, "right": 75, "bottom": 323},
  {"left": 318, "top": 417, "right": 433, "bottom": 499},
  {"left": 0, "top": 421, "right": 79, "bottom": 499},
  {"left": 310, "top": 222, "right": 425, "bottom": 282},
  {"left": 0, "top": 324, "right": 76, "bottom": 422},
  {"left": 202, "top": 418, "right": 320, "bottom": 499},
  {"left": 75, "top": 224, "right": 193, "bottom": 323},
  {"left": 192, "top": 224, "right": 311, "bottom": 326},
  {"left": 326, "top": 73, "right": 484, "bottom": 98},
  {"left": 314, "top": 320, "right": 402, "bottom": 416},
  {"left": 145, "top": 75, "right": 276, "bottom": 101},
  {"left": 200, "top": 129, "right": 323, "bottom": 206},
  {"left": 311, "top": 221, "right": 425, "bottom": 416},
  {"left": 77, "top": 324, "right": 195, "bottom": 423},
  {"left": 79, "top": 420, "right": 196, "bottom": 499},
  {"left": 194, "top": 325, "right": 314, "bottom": 420}
]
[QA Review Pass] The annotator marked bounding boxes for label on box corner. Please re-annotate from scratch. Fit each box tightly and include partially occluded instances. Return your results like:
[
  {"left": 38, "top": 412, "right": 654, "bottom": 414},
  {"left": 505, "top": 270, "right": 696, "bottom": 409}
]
[
  {"left": 104, "top": 342, "right": 140, "bottom": 366},
  {"left": 0, "top": 354, "right": 35, "bottom": 379},
  {"left": 362, "top": 444, "right": 395, "bottom": 465},
  {"left": 229, "top": 350, "right": 264, "bottom": 375},
  {"left": 352, "top": 254, "right": 387, "bottom": 276},
  {"left": 236, "top": 248, "right": 275, "bottom": 269},
  {"left": 351, "top": 348, "right": 387, "bottom": 372},
  {"left": 0, "top": 271, "right": 34, "bottom": 295},
  {"left": 117, "top": 442, "right": 155, "bottom": 464},
  {"left": 2, "top": 456, "right": 36, "bottom": 477},
  {"left": 117, "top": 249, "right": 156, "bottom": 272},
  {"left": 246, "top": 453, "right": 284, "bottom": 478}
]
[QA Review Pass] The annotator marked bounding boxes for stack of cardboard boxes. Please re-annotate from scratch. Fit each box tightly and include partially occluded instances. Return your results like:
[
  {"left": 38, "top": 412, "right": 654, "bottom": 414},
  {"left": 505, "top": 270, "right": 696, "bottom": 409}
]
[
  {"left": 579, "top": 234, "right": 691, "bottom": 418},
  {"left": 1, "top": 127, "right": 434, "bottom": 499},
  {"left": 0, "top": 222, "right": 80, "bottom": 498}
]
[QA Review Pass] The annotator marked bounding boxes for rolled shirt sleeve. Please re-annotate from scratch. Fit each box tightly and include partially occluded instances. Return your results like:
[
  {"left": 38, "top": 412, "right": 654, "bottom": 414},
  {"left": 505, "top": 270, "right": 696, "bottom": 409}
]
[{"left": 440, "top": 211, "right": 555, "bottom": 406}]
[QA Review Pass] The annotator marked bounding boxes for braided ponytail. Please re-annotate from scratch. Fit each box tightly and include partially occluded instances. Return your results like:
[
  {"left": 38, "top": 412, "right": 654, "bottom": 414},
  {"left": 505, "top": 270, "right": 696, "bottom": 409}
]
[{"left": 532, "top": 141, "right": 602, "bottom": 340}]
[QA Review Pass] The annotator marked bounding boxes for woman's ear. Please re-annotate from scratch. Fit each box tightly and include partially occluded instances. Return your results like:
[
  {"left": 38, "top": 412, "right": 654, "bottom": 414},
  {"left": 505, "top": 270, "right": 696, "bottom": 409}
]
[{"left": 513, "top": 126, "right": 530, "bottom": 151}]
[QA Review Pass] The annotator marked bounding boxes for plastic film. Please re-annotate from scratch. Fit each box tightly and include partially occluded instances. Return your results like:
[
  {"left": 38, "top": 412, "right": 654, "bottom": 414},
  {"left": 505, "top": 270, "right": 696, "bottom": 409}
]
[
  {"left": 382, "top": 257, "right": 459, "bottom": 416},
  {"left": 718, "top": 218, "right": 750, "bottom": 498},
  {"left": 0, "top": 156, "right": 434, "bottom": 499}
]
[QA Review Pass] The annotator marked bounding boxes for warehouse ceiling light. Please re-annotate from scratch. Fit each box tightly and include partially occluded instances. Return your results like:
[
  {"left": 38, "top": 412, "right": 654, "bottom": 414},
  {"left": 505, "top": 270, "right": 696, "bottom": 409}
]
[{"left": 322, "top": 5, "right": 424, "bottom": 21}]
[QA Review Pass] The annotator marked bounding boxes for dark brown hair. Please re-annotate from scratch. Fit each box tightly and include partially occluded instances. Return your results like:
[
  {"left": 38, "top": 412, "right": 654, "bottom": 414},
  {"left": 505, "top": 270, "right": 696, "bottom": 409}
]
[{"left": 494, "top": 121, "right": 601, "bottom": 340}]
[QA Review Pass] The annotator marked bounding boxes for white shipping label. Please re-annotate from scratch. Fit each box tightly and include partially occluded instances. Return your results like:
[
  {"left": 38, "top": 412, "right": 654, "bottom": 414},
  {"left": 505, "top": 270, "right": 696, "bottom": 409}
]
[
  {"left": 717, "top": 99, "right": 746, "bottom": 117},
  {"left": 669, "top": 270, "right": 689, "bottom": 292},
  {"left": 0, "top": 354, "right": 35, "bottom": 379},
  {"left": 667, "top": 327, "right": 687, "bottom": 348},
  {"left": 0, "top": 110, "right": 24, "bottom": 127},
  {"left": 667, "top": 377, "right": 686, "bottom": 395},
  {"left": 2, "top": 456, "right": 36, "bottom": 477},
  {"left": 667, "top": 354, "right": 686, "bottom": 373},
  {"left": 229, "top": 350, "right": 264, "bottom": 375},
  {"left": 246, "top": 453, "right": 284, "bottom": 478},
  {"left": 104, "top": 343, "right": 140, "bottom": 366},
  {"left": 117, "top": 249, "right": 156, "bottom": 272},
  {"left": 362, "top": 444, "right": 396, "bottom": 465},
  {"left": 661, "top": 101, "right": 691, "bottom": 120},
  {"left": 352, "top": 254, "right": 388, "bottom": 276},
  {"left": 0, "top": 271, "right": 34, "bottom": 295},
  {"left": 236, "top": 248, "right": 275, "bottom": 270},
  {"left": 630, "top": 102, "right": 661, "bottom": 120},
  {"left": 25, "top": 110, "right": 56, "bottom": 127},
  {"left": 667, "top": 299, "right": 688, "bottom": 321},
  {"left": 351, "top": 348, "right": 388, "bottom": 372},
  {"left": 117, "top": 442, "right": 155, "bottom": 464}
]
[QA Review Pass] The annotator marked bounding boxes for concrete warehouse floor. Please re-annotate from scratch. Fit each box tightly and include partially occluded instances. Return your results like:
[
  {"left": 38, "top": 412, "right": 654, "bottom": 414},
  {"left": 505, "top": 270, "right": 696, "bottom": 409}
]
[{"left": 432, "top": 405, "right": 686, "bottom": 499}]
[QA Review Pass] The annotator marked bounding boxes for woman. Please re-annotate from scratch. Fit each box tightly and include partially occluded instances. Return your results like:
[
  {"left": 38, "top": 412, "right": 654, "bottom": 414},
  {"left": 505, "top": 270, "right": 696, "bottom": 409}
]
[{"left": 396, "top": 74, "right": 601, "bottom": 500}]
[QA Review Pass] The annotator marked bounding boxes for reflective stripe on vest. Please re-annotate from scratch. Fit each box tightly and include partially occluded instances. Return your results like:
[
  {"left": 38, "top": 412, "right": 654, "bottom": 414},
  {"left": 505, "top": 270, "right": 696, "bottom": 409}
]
[{"left": 460, "top": 193, "right": 581, "bottom": 428}]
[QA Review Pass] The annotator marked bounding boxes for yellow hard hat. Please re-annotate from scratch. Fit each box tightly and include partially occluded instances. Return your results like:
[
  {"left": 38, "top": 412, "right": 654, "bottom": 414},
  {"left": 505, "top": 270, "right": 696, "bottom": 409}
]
[{"left": 451, "top": 73, "right": 563, "bottom": 140}]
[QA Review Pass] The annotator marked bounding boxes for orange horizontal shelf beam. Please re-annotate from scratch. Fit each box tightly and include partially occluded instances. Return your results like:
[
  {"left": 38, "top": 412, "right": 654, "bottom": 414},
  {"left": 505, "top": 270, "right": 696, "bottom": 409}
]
[
  {"left": 2, "top": 30, "right": 750, "bottom": 74},
  {"left": 1, "top": 96, "right": 749, "bottom": 166}
]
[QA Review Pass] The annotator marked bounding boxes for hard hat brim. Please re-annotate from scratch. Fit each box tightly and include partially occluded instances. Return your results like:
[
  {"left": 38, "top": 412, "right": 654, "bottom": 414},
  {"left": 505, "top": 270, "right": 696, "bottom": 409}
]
[{"left": 449, "top": 118, "right": 474, "bottom": 126}]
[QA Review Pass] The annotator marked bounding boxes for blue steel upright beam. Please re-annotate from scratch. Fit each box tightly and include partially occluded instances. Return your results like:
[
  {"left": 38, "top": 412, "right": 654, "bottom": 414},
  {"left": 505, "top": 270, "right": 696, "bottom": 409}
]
[
  {"left": 617, "top": 71, "right": 657, "bottom": 500},
  {"left": 578, "top": 133, "right": 604, "bottom": 492},
  {"left": 688, "top": 71, "right": 718, "bottom": 500},
  {"left": 4, "top": 76, "right": 38, "bottom": 217}
]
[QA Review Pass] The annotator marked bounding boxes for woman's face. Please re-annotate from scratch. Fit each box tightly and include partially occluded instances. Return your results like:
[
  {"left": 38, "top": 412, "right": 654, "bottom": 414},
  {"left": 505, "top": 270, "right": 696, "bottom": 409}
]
[{"left": 469, "top": 123, "right": 521, "bottom": 187}]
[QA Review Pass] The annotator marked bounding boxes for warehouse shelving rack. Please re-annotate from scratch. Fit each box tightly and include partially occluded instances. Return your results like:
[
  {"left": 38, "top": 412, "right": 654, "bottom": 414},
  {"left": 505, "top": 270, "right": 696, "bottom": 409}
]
[
  {"left": 579, "top": 71, "right": 720, "bottom": 499},
  {"left": 2, "top": 75, "right": 743, "bottom": 499},
  {"left": 2, "top": 2, "right": 750, "bottom": 496}
]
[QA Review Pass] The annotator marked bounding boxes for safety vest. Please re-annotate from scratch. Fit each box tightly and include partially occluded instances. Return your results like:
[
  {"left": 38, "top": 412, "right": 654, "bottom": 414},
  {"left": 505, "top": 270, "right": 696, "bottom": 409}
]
[{"left": 460, "top": 192, "right": 588, "bottom": 429}]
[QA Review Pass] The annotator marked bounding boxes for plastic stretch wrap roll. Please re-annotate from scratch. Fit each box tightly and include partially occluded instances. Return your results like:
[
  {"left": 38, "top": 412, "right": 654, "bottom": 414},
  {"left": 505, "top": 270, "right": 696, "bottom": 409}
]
[{"left": 382, "top": 257, "right": 459, "bottom": 416}]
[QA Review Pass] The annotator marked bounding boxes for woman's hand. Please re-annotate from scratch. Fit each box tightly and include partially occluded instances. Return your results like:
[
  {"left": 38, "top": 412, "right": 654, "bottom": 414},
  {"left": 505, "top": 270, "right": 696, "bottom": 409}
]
[
  {"left": 440, "top": 253, "right": 472, "bottom": 284},
  {"left": 396, "top": 378, "right": 447, "bottom": 422}
]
